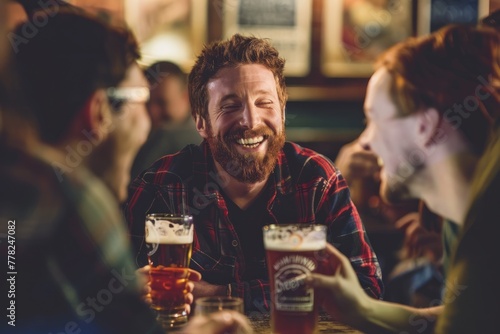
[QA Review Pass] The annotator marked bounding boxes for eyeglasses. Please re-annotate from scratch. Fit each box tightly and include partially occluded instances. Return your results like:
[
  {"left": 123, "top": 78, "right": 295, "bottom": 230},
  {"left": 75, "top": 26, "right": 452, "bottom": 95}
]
[{"left": 106, "top": 87, "right": 150, "bottom": 103}]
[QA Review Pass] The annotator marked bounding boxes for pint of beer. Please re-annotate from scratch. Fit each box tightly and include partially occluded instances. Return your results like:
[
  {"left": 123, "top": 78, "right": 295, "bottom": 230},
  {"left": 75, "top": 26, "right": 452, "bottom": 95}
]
[
  {"left": 263, "top": 224, "right": 327, "bottom": 334},
  {"left": 145, "top": 214, "right": 194, "bottom": 329}
]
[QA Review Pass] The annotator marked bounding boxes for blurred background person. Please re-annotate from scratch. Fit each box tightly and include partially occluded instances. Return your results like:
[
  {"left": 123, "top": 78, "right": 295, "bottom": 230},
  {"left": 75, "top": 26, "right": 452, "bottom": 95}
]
[
  {"left": 147, "top": 61, "right": 191, "bottom": 127},
  {"left": 131, "top": 60, "right": 200, "bottom": 179}
]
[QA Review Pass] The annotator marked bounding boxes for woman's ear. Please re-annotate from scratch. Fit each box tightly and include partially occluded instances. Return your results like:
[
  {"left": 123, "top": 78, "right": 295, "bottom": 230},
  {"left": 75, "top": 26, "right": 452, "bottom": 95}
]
[
  {"left": 417, "top": 107, "right": 441, "bottom": 148},
  {"left": 195, "top": 114, "right": 209, "bottom": 139}
]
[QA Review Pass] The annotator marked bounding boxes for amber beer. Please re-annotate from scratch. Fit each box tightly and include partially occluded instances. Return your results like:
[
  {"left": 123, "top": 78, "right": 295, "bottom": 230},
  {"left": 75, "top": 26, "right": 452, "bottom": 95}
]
[
  {"left": 148, "top": 244, "right": 192, "bottom": 312},
  {"left": 145, "top": 214, "right": 193, "bottom": 329},
  {"left": 263, "top": 224, "right": 327, "bottom": 334}
]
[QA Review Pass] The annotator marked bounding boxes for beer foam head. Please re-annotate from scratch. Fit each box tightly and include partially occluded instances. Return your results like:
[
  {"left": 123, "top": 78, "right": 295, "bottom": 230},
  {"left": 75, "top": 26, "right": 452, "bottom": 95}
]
[
  {"left": 263, "top": 224, "right": 326, "bottom": 251},
  {"left": 145, "top": 219, "right": 193, "bottom": 244}
]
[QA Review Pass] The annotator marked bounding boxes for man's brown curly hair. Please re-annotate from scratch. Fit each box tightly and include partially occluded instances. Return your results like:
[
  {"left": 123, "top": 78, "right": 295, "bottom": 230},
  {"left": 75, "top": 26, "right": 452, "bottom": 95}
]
[{"left": 188, "top": 34, "right": 287, "bottom": 122}]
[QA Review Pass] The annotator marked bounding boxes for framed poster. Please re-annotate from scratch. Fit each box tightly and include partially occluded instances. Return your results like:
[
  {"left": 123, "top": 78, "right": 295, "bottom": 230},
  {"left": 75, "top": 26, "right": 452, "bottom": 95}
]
[
  {"left": 125, "top": 0, "right": 207, "bottom": 69},
  {"left": 417, "top": 0, "right": 490, "bottom": 35},
  {"left": 322, "top": 0, "right": 412, "bottom": 77},
  {"left": 223, "top": 0, "right": 312, "bottom": 77}
]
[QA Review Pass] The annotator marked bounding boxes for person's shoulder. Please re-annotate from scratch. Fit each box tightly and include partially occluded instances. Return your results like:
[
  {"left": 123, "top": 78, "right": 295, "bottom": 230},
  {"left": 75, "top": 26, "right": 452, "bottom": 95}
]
[
  {"left": 135, "top": 144, "right": 203, "bottom": 184},
  {"left": 0, "top": 147, "right": 68, "bottom": 227},
  {"left": 48, "top": 153, "right": 122, "bottom": 222},
  {"left": 1, "top": 145, "right": 105, "bottom": 202},
  {"left": 282, "top": 142, "right": 339, "bottom": 178},
  {"left": 1, "top": 146, "right": 122, "bottom": 235}
]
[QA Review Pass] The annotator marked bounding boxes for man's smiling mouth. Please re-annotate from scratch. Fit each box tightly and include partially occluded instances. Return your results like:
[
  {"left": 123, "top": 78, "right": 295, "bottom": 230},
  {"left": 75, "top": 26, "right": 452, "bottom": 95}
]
[{"left": 236, "top": 136, "right": 265, "bottom": 148}]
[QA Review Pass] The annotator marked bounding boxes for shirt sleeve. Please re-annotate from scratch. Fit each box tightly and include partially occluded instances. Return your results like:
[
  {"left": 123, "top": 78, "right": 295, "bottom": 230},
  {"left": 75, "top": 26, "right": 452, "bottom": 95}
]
[{"left": 320, "top": 170, "right": 384, "bottom": 299}]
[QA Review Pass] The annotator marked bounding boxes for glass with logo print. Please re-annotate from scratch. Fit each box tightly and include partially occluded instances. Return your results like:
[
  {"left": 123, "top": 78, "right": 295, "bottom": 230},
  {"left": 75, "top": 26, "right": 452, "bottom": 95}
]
[{"left": 263, "top": 224, "right": 327, "bottom": 334}]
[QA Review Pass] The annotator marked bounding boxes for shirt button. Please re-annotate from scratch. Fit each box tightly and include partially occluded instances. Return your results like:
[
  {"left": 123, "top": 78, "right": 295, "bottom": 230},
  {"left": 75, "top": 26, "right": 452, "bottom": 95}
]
[{"left": 232, "top": 240, "right": 238, "bottom": 247}]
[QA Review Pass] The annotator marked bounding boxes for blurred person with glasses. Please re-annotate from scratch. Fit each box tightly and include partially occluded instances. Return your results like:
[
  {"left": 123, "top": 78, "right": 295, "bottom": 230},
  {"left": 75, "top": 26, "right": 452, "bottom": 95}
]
[{"left": 1, "top": 6, "right": 251, "bottom": 334}]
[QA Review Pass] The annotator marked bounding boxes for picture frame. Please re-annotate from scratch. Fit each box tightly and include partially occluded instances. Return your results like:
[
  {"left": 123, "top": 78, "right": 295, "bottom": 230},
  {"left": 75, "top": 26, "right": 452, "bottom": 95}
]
[
  {"left": 124, "top": 0, "right": 208, "bottom": 70},
  {"left": 321, "top": 0, "right": 412, "bottom": 78},
  {"left": 417, "top": 0, "right": 490, "bottom": 36},
  {"left": 222, "top": 0, "right": 313, "bottom": 77}
]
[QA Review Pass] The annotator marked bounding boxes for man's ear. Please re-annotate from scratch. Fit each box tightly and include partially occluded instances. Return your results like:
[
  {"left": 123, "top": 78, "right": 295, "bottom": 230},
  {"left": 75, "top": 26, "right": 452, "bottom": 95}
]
[
  {"left": 195, "top": 114, "right": 209, "bottom": 139},
  {"left": 81, "top": 89, "right": 112, "bottom": 142},
  {"left": 417, "top": 107, "right": 441, "bottom": 147}
]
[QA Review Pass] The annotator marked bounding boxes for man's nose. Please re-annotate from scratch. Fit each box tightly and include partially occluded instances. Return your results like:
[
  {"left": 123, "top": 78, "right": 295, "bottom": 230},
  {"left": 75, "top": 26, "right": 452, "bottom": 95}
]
[{"left": 239, "top": 103, "right": 261, "bottom": 129}]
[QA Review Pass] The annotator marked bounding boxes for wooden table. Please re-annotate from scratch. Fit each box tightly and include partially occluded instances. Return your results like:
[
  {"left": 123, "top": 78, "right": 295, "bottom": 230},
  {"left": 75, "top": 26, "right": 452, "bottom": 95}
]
[{"left": 248, "top": 312, "right": 364, "bottom": 333}]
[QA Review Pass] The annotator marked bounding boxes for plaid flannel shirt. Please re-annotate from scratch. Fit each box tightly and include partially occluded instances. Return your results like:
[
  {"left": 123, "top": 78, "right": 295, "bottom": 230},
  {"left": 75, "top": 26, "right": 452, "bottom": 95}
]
[
  {"left": 0, "top": 146, "right": 162, "bottom": 334},
  {"left": 125, "top": 141, "right": 383, "bottom": 311}
]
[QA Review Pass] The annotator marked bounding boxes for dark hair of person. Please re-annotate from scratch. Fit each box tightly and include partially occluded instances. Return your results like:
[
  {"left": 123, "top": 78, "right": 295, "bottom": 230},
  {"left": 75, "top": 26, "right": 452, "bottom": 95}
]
[
  {"left": 376, "top": 24, "right": 500, "bottom": 154},
  {"left": 13, "top": 7, "right": 140, "bottom": 144},
  {"left": 144, "top": 60, "right": 187, "bottom": 87}
]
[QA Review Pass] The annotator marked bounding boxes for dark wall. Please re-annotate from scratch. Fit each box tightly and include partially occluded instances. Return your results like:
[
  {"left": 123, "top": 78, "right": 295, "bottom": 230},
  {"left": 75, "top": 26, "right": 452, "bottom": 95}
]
[{"left": 285, "top": 100, "right": 365, "bottom": 161}]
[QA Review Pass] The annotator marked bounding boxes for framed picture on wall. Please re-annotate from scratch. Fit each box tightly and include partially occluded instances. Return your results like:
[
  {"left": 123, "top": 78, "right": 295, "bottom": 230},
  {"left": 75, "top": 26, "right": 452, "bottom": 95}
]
[
  {"left": 417, "top": 0, "right": 490, "bottom": 35},
  {"left": 222, "top": 0, "right": 313, "bottom": 77},
  {"left": 124, "top": 0, "right": 207, "bottom": 70},
  {"left": 321, "top": 0, "right": 412, "bottom": 78}
]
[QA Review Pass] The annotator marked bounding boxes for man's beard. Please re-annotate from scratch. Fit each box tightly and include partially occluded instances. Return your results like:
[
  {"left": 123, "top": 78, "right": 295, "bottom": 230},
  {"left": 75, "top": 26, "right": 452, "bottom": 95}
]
[{"left": 206, "top": 125, "right": 285, "bottom": 183}]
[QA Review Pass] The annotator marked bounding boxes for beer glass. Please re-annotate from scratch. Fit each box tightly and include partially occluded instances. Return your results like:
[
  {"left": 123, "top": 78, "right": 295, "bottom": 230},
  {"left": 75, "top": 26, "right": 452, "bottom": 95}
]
[
  {"left": 145, "top": 214, "right": 194, "bottom": 330},
  {"left": 195, "top": 296, "right": 244, "bottom": 316},
  {"left": 263, "top": 224, "right": 327, "bottom": 334}
]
